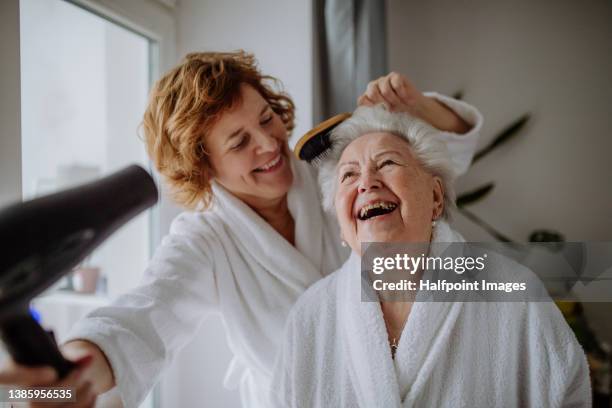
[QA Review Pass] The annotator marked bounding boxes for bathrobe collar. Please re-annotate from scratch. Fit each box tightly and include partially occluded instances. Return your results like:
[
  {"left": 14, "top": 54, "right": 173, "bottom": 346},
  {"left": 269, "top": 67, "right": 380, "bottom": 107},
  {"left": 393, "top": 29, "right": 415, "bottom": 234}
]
[{"left": 337, "top": 221, "right": 464, "bottom": 406}]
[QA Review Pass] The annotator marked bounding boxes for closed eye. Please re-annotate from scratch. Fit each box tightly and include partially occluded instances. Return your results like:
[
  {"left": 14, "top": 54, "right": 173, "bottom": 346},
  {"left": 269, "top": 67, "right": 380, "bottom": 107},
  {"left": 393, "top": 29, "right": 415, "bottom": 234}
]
[
  {"left": 260, "top": 114, "right": 273, "bottom": 125},
  {"left": 378, "top": 159, "right": 397, "bottom": 169},
  {"left": 231, "top": 134, "right": 249, "bottom": 150},
  {"left": 340, "top": 171, "right": 357, "bottom": 183}
]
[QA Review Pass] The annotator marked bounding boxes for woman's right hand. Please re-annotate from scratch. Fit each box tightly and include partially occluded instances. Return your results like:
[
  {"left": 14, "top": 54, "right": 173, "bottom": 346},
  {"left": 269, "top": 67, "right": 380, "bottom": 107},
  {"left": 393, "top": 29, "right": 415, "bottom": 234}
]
[
  {"left": 357, "top": 72, "right": 470, "bottom": 133},
  {"left": 0, "top": 340, "right": 113, "bottom": 407}
]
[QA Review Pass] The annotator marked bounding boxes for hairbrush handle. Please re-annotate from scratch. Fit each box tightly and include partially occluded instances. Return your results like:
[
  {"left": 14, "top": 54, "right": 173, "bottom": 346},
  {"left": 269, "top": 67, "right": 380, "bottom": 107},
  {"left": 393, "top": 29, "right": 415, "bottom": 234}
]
[{"left": 294, "top": 113, "right": 351, "bottom": 163}]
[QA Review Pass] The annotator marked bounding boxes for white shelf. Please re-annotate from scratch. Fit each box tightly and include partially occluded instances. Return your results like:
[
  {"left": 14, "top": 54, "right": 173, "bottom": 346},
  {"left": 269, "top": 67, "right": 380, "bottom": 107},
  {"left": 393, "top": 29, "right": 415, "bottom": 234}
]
[{"left": 34, "top": 291, "right": 110, "bottom": 307}]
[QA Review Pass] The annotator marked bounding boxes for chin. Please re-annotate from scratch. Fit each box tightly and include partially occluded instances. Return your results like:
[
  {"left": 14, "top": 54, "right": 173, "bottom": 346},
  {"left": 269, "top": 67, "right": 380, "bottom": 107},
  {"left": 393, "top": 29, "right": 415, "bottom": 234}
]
[
  {"left": 276, "top": 169, "right": 293, "bottom": 191},
  {"left": 268, "top": 174, "right": 294, "bottom": 198},
  {"left": 357, "top": 226, "right": 399, "bottom": 243}
]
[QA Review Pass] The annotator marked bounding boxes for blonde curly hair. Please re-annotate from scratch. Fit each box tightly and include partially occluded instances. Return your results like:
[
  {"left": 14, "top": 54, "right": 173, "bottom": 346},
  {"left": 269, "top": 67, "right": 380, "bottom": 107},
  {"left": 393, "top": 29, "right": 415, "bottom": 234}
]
[{"left": 142, "top": 51, "right": 295, "bottom": 209}]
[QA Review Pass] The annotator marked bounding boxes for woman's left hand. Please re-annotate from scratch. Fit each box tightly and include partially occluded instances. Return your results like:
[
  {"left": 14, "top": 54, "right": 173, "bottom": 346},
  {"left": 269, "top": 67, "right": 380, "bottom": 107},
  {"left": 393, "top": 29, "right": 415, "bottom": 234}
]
[{"left": 357, "top": 72, "right": 470, "bottom": 134}]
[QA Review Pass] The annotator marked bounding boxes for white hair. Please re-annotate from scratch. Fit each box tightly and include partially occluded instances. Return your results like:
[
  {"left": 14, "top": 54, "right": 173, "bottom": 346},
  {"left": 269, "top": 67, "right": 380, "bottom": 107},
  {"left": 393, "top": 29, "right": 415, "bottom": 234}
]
[{"left": 317, "top": 104, "right": 457, "bottom": 219}]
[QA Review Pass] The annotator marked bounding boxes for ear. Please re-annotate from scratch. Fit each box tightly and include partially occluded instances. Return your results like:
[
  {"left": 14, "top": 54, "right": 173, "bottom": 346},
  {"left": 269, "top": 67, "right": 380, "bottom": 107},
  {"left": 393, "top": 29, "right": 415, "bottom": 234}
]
[{"left": 432, "top": 176, "right": 444, "bottom": 219}]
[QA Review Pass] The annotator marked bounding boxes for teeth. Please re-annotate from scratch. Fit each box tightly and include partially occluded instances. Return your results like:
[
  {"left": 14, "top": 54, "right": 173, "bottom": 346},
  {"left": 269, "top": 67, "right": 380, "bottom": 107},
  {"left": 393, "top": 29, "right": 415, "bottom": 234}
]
[
  {"left": 359, "top": 202, "right": 397, "bottom": 219},
  {"left": 258, "top": 155, "right": 281, "bottom": 171}
]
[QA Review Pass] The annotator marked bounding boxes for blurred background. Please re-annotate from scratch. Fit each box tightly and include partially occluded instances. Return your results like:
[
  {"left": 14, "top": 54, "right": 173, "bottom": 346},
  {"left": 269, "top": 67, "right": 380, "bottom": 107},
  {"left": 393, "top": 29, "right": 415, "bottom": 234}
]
[{"left": 0, "top": 0, "right": 610, "bottom": 406}]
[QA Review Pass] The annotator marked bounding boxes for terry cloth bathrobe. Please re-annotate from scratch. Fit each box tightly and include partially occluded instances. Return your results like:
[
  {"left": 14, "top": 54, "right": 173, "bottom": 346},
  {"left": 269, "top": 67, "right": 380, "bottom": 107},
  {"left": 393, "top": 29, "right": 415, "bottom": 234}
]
[
  {"left": 65, "top": 93, "right": 482, "bottom": 408},
  {"left": 270, "top": 221, "right": 591, "bottom": 408}
]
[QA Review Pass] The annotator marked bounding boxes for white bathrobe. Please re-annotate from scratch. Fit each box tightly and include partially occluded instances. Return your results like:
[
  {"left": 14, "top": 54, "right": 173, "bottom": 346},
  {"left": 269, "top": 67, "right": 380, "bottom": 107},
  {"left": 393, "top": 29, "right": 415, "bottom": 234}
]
[
  {"left": 271, "top": 221, "right": 591, "bottom": 408},
  {"left": 65, "top": 94, "right": 482, "bottom": 408}
]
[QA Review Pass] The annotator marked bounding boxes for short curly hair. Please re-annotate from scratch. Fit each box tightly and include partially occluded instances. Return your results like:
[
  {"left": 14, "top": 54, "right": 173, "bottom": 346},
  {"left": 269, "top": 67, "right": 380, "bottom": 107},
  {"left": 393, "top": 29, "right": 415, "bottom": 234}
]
[{"left": 142, "top": 51, "right": 295, "bottom": 210}]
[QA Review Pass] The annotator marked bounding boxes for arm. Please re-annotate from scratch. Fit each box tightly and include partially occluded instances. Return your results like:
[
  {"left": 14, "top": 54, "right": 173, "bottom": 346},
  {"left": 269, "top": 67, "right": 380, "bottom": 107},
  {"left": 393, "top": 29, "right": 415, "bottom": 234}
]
[
  {"left": 60, "top": 339, "right": 114, "bottom": 395},
  {"left": 0, "top": 213, "right": 219, "bottom": 408},
  {"left": 358, "top": 71, "right": 470, "bottom": 133},
  {"left": 358, "top": 72, "right": 484, "bottom": 175},
  {"left": 63, "top": 216, "right": 219, "bottom": 407}
]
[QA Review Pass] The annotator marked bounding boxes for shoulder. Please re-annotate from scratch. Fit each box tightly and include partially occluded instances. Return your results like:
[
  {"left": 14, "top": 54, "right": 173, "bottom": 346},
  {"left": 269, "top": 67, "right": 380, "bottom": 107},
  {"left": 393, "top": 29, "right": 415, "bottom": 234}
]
[
  {"left": 154, "top": 210, "right": 225, "bottom": 265},
  {"left": 498, "top": 301, "right": 586, "bottom": 367},
  {"left": 485, "top": 299, "right": 572, "bottom": 336},
  {"left": 165, "top": 210, "right": 226, "bottom": 245},
  {"left": 169, "top": 210, "right": 221, "bottom": 235},
  {"left": 525, "top": 301, "right": 583, "bottom": 349},
  {"left": 525, "top": 302, "right": 590, "bottom": 401}
]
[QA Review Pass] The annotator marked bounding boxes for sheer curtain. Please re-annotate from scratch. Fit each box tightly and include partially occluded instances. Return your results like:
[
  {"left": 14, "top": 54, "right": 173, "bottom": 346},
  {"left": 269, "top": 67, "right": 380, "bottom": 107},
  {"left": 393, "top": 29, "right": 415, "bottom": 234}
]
[{"left": 314, "top": 0, "right": 388, "bottom": 120}]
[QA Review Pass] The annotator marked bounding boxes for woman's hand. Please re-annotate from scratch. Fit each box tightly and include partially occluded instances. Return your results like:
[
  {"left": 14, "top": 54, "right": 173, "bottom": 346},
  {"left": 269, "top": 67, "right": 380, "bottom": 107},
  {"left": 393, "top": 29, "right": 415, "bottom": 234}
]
[
  {"left": 357, "top": 72, "right": 470, "bottom": 134},
  {"left": 0, "top": 340, "right": 114, "bottom": 407}
]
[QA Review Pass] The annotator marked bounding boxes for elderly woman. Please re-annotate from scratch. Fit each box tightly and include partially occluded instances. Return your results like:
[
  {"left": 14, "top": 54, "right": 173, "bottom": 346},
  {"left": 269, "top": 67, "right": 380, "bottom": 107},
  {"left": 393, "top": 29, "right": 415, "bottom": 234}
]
[
  {"left": 271, "top": 106, "right": 591, "bottom": 407},
  {"left": 0, "top": 52, "right": 483, "bottom": 408}
]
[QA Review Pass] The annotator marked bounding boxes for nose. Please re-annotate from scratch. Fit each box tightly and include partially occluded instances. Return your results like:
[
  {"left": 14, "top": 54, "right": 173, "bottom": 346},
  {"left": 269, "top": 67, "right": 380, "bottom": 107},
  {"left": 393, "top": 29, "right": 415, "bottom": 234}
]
[
  {"left": 357, "top": 169, "right": 382, "bottom": 193},
  {"left": 253, "top": 128, "right": 278, "bottom": 154}
]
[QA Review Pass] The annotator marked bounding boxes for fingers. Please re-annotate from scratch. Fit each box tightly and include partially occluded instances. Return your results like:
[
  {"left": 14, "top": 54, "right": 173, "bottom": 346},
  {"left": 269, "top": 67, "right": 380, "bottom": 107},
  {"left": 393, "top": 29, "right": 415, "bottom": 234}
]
[
  {"left": 55, "top": 355, "right": 93, "bottom": 389},
  {"left": 388, "top": 72, "right": 409, "bottom": 101},
  {"left": 71, "top": 380, "right": 97, "bottom": 408},
  {"left": 27, "top": 355, "right": 94, "bottom": 408},
  {"left": 0, "top": 355, "right": 96, "bottom": 408},
  {"left": 357, "top": 94, "right": 375, "bottom": 106},
  {"left": 378, "top": 75, "right": 403, "bottom": 109},
  {"left": 357, "top": 72, "right": 423, "bottom": 114},
  {"left": 30, "top": 381, "right": 96, "bottom": 408},
  {"left": 388, "top": 72, "right": 420, "bottom": 106},
  {"left": 0, "top": 360, "right": 57, "bottom": 387},
  {"left": 358, "top": 72, "right": 415, "bottom": 111},
  {"left": 364, "top": 80, "right": 384, "bottom": 106}
]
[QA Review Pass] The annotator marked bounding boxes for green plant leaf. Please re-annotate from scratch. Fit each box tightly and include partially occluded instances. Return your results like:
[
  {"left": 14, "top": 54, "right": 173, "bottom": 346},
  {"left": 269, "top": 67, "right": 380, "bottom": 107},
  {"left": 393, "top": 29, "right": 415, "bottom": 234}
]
[
  {"left": 452, "top": 90, "right": 464, "bottom": 100},
  {"left": 473, "top": 113, "right": 531, "bottom": 163},
  {"left": 456, "top": 183, "right": 495, "bottom": 207}
]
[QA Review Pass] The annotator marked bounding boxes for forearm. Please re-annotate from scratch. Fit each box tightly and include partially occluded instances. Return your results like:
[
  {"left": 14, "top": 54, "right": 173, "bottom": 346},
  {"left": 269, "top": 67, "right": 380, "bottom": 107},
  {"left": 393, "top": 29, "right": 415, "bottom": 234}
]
[
  {"left": 416, "top": 96, "right": 471, "bottom": 134},
  {"left": 62, "top": 339, "right": 115, "bottom": 394}
]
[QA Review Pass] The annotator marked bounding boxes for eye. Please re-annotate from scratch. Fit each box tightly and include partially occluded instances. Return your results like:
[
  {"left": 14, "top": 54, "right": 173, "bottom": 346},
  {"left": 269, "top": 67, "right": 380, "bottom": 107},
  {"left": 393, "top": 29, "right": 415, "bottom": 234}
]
[
  {"left": 378, "top": 159, "right": 396, "bottom": 169},
  {"left": 231, "top": 134, "right": 249, "bottom": 150},
  {"left": 340, "top": 171, "right": 357, "bottom": 183},
  {"left": 260, "top": 113, "right": 273, "bottom": 126}
]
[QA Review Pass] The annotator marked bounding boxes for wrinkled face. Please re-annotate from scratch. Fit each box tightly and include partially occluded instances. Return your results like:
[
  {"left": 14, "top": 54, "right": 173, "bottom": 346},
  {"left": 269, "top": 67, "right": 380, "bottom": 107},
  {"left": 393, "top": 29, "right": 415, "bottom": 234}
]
[
  {"left": 334, "top": 132, "right": 444, "bottom": 254},
  {"left": 205, "top": 84, "right": 293, "bottom": 206}
]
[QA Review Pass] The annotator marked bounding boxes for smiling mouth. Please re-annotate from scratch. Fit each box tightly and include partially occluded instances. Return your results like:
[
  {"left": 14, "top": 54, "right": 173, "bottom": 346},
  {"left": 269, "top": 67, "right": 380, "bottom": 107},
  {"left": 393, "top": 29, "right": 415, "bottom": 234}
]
[
  {"left": 357, "top": 201, "right": 398, "bottom": 221},
  {"left": 253, "top": 154, "right": 283, "bottom": 173}
]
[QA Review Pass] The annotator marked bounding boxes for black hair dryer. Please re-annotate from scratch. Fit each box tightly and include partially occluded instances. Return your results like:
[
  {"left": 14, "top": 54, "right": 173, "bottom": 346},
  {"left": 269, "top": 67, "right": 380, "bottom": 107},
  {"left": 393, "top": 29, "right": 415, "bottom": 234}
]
[{"left": 0, "top": 165, "right": 158, "bottom": 378}]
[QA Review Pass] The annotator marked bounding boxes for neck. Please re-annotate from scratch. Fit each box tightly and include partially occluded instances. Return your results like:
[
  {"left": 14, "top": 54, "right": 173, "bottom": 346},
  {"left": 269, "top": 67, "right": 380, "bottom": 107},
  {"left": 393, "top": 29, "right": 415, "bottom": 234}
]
[
  {"left": 243, "top": 193, "right": 295, "bottom": 245},
  {"left": 380, "top": 301, "right": 413, "bottom": 343},
  {"left": 251, "top": 195, "right": 289, "bottom": 224}
]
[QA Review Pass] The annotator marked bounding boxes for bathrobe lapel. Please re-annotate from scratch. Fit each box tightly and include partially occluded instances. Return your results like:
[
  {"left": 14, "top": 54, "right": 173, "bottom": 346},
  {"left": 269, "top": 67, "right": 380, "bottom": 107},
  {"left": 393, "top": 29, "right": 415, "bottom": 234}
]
[
  {"left": 339, "top": 253, "right": 403, "bottom": 408},
  {"left": 394, "top": 301, "right": 463, "bottom": 405},
  {"left": 209, "top": 156, "right": 345, "bottom": 382},
  {"left": 395, "top": 221, "right": 465, "bottom": 404},
  {"left": 338, "top": 222, "right": 465, "bottom": 407}
]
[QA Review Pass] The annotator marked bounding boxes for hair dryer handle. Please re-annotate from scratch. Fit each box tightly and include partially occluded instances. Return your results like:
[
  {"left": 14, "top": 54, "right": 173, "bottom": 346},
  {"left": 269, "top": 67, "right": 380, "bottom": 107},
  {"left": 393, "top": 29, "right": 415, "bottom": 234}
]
[{"left": 1, "top": 313, "right": 75, "bottom": 378}]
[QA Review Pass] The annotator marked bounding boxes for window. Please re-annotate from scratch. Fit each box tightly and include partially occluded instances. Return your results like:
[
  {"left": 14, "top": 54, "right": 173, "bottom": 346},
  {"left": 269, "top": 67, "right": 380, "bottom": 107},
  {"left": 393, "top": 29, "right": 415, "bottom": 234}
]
[{"left": 20, "top": 0, "right": 153, "bottom": 297}]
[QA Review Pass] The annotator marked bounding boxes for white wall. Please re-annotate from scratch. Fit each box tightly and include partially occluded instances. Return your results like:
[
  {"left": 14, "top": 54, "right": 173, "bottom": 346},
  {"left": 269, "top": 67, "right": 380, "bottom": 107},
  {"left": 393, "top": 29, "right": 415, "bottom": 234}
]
[
  {"left": 0, "top": 0, "right": 22, "bottom": 207},
  {"left": 387, "top": 0, "right": 612, "bottom": 340},
  {"left": 157, "top": 1, "right": 314, "bottom": 407},
  {"left": 176, "top": 0, "right": 314, "bottom": 145}
]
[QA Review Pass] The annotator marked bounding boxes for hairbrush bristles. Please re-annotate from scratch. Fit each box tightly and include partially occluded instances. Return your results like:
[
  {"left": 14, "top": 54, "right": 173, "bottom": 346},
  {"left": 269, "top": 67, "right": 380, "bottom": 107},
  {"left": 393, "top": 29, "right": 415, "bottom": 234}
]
[{"left": 294, "top": 113, "right": 351, "bottom": 164}]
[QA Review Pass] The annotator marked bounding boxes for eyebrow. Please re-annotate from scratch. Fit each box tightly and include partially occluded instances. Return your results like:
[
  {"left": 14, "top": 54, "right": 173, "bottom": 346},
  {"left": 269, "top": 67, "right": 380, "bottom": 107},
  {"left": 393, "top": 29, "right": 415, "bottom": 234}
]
[
  {"left": 224, "top": 104, "right": 270, "bottom": 145},
  {"left": 337, "top": 160, "right": 359, "bottom": 170},
  {"left": 337, "top": 150, "right": 403, "bottom": 169},
  {"left": 373, "top": 150, "right": 403, "bottom": 159}
]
